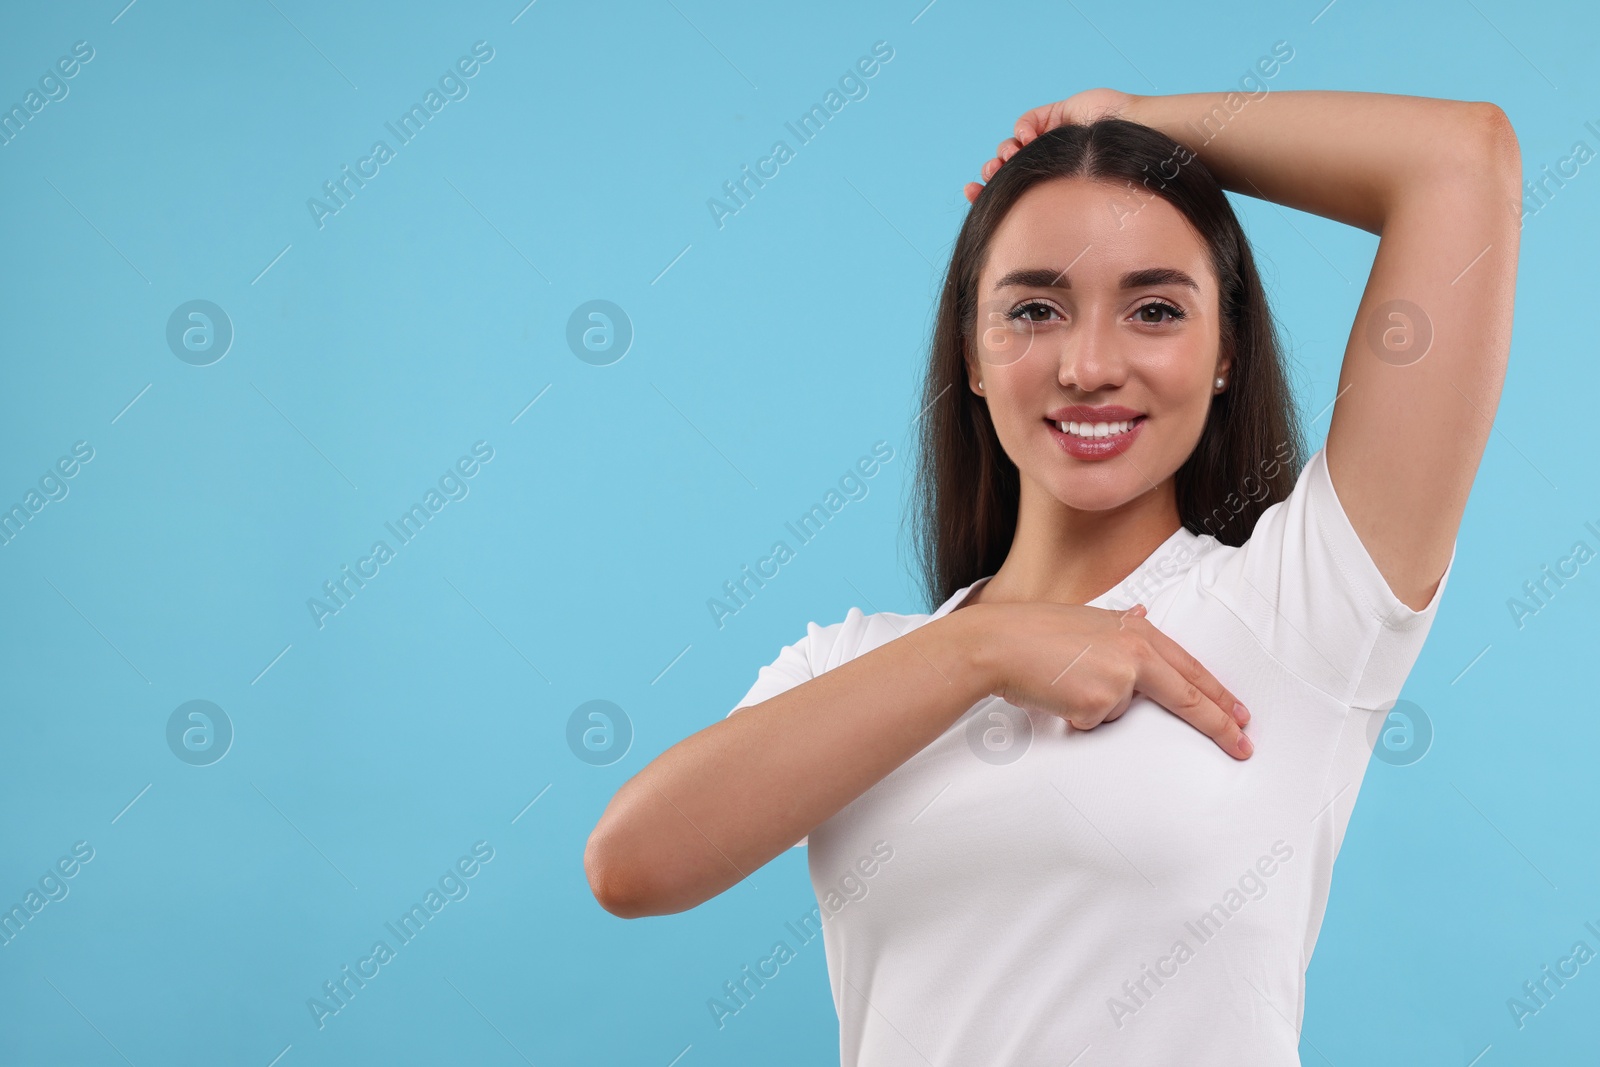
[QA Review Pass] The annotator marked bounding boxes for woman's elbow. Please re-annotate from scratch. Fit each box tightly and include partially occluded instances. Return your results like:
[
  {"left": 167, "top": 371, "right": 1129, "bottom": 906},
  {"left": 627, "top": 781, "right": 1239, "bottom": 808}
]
[
  {"left": 1471, "top": 101, "right": 1521, "bottom": 191},
  {"left": 584, "top": 822, "right": 655, "bottom": 918},
  {"left": 586, "top": 817, "right": 724, "bottom": 918}
]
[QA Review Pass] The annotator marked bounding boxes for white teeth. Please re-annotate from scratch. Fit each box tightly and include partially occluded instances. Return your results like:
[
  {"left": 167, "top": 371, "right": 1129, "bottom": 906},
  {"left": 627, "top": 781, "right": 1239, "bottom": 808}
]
[{"left": 1057, "top": 419, "right": 1136, "bottom": 438}]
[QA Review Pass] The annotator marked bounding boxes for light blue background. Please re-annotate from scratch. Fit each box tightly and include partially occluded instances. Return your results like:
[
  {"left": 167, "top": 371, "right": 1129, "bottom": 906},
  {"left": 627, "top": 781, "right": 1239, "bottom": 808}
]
[{"left": 1, "top": 1, "right": 1595, "bottom": 1064}]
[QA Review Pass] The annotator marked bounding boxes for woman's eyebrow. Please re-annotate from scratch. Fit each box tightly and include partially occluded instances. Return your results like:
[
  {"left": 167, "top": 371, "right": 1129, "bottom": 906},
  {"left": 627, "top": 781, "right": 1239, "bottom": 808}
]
[{"left": 992, "top": 266, "right": 1200, "bottom": 292}]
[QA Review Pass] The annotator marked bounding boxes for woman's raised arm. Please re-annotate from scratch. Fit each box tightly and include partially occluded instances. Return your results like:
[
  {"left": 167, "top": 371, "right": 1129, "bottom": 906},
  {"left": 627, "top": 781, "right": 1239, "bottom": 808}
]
[
  {"left": 1122, "top": 90, "right": 1520, "bottom": 611},
  {"left": 980, "top": 89, "right": 1520, "bottom": 611}
]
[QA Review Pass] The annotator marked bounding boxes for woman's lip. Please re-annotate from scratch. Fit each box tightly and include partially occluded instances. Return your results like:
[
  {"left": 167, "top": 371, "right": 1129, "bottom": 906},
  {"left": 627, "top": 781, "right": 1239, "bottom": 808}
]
[{"left": 1043, "top": 415, "right": 1146, "bottom": 460}]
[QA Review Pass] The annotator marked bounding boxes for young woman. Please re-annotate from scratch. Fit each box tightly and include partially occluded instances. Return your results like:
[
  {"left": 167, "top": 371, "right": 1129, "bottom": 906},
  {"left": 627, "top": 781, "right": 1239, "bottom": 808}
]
[{"left": 586, "top": 88, "right": 1519, "bottom": 1064}]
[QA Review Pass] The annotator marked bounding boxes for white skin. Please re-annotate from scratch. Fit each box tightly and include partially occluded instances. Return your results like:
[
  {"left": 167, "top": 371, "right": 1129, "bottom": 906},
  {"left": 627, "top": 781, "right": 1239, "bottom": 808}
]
[{"left": 963, "top": 175, "right": 1231, "bottom": 609}]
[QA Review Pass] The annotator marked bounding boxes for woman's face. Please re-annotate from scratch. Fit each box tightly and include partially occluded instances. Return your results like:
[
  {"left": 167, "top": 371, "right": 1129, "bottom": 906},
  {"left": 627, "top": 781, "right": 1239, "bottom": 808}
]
[{"left": 969, "top": 176, "right": 1228, "bottom": 514}]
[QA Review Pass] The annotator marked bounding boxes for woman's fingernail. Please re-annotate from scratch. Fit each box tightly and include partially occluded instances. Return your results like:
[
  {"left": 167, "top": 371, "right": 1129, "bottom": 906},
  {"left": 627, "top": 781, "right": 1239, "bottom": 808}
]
[
  {"left": 1238, "top": 733, "right": 1253, "bottom": 757},
  {"left": 1233, "top": 702, "right": 1250, "bottom": 725}
]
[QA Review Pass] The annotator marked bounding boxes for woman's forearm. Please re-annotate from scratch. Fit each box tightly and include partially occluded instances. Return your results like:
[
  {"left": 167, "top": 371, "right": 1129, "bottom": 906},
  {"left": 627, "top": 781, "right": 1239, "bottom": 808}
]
[
  {"left": 584, "top": 609, "right": 994, "bottom": 918},
  {"left": 1124, "top": 89, "right": 1511, "bottom": 234}
]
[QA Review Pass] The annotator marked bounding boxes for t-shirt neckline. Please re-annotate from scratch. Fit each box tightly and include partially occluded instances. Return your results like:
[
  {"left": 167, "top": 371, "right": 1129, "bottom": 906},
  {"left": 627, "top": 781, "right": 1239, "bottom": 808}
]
[{"left": 929, "top": 523, "right": 1209, "bottom": 620}]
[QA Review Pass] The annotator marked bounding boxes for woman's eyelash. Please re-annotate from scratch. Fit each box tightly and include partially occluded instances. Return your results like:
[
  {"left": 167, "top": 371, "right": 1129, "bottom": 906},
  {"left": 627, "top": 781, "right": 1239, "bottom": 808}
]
[
  {"left": 1005, "top": 301, "right": 1058, "bottom": 321},
  {"left": 1004, "top": 300, "right": 1188, "bottom": 322},
  {"left": 1136, "top": 301, "right": 1186, "bottom": 322}
]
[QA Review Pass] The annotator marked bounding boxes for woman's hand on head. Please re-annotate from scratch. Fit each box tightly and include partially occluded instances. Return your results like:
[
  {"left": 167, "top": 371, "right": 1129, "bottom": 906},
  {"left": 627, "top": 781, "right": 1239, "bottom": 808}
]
[
  {"left": 963, "top": 88, "right": 1141, "bottom": 203},
  {"left": 965, "top": 599, "right": 1254, "bottom": 759}
]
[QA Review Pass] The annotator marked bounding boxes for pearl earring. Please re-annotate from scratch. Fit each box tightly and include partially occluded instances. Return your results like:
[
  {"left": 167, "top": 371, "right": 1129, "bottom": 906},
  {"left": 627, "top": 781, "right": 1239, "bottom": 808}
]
[
  {"left": 977, "top": 380, "right": 985, "bottom": 391},
  {"left": 1214, "top": 376, "right": 1225, "bottom": 390}
]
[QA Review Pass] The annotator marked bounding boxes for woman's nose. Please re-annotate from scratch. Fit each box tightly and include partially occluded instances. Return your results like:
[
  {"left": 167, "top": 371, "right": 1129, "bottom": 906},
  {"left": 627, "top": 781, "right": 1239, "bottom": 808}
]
[{"left": 1056, "top": 320, "right": 1126, "bottom": 392}]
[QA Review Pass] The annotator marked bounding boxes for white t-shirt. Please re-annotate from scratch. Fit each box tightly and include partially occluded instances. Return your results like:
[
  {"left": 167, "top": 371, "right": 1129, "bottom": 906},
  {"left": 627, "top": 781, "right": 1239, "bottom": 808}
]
[{"left": 726, "top": 446, "right": 1454, "bottom": 1066}]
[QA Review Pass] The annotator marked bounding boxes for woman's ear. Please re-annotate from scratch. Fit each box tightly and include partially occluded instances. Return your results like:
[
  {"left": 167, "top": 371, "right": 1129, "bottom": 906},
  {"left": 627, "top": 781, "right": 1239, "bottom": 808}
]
[
  {"left": 965, "top": 356, "right": 986, "bottom": 397},
  {"left": 1213, "top": 344, "right": 1234, "bottom": 392}
]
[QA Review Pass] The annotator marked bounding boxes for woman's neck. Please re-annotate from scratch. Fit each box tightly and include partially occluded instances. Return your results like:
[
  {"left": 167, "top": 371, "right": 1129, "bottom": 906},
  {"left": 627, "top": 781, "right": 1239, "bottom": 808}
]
[{"left": 972, "top": 475, "right": 1182, "bottom": 608}]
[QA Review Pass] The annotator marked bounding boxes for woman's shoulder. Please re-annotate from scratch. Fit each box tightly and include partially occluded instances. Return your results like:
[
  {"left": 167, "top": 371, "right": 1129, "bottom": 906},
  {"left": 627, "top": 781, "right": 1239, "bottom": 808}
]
[
  {"left": 727, "top": 598, "right": 937, "bottom": 715},
  {"left": 807, "top": 599, "right": 947, "bottom": 671},
  {"left": 1199, "top": 446, "right": 1453, "bottom": 622},
  {"left": 1184, "top": 445, "right": 1456, "bottom": 707}
]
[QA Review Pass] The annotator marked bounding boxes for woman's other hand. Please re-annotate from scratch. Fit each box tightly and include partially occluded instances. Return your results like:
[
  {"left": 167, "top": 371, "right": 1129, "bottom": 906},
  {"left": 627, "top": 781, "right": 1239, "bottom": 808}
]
[
  {"left": 963, "top": 599, "right": 1254, "bottom": 758},
  {"left": 963, "top": 88, "right": 1140, "bottom": 203}
]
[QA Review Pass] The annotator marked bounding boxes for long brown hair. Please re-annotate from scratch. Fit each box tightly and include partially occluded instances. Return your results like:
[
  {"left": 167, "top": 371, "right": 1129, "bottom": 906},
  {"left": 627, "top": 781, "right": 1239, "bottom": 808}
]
[{"left": 910, "top": 118, "right": 1305, "bottom": 610}]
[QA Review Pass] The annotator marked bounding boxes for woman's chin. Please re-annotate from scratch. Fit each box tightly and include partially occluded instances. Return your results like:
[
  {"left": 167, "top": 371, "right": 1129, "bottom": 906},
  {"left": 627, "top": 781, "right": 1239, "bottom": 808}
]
[
  {"left": 1029, "top": 456, "right": 1172, "bottom": 513},
  {"left": 1039, "top": 478, "right": 1144, "bottom": 514}
]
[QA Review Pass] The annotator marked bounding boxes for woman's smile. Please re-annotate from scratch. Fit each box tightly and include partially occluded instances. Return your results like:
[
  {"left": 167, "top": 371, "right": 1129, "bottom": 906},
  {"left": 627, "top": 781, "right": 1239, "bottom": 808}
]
[{"left": 1043, "top": 404, "right": 1149, "bottom": 459}]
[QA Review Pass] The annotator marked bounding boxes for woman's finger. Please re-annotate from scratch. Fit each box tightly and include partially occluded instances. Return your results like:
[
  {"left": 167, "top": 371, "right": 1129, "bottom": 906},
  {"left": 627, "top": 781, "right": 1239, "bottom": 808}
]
[
  {"left": 1129, "top": 636, "right": 1251, "bottom": 758},
  {"left": 1013, "top": 107, "right": 1051, "bottom": 144},
  {"left": 1134, "top": 617, "right": 1249, "bottom": 727},
  {"left": 1015, "top": 101, "right": 1070, "bottom": 144}
]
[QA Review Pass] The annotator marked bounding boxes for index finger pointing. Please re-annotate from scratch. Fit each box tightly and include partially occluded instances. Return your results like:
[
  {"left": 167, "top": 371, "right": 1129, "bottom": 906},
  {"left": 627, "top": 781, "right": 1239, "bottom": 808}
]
[
  {"left": 1135, "top": 645, "right": 1251, "bottom": 759},
  {"left": 1136, "top": 617, "right": 1249, "bottom": 727}
]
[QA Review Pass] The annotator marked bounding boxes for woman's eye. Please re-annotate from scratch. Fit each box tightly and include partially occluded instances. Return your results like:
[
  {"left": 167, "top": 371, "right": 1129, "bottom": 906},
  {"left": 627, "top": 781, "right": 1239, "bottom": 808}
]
[
  {"left": 1007, "top": 301, "right": 1059, "bottom": 322},
  {"left": 1135, "top": 301, "right": 1186, "bottom": 324}
]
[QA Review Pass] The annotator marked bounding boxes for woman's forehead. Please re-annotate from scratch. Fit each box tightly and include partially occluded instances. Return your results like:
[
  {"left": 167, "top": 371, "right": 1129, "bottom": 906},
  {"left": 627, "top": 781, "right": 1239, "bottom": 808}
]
[{"left": 981, "top": 180, "right": 1212, "bottom": 291}]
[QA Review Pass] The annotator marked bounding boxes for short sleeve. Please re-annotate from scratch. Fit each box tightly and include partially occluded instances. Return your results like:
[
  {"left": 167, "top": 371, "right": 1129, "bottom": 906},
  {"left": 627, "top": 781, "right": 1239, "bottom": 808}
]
[
  {"left": 1198, "top": 446, "right": 1457, "bottom": 708},
  {"left": 725, "top": 613, "right": 859, "bottom": 849},
  {"left": 728, "top": 629, "right": 818, "bottom": 716}
]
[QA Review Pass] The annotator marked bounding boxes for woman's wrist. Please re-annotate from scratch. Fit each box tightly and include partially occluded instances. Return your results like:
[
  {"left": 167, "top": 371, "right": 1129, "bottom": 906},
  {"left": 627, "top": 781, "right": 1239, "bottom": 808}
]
[{"left": 923, "top": 603, "right": 1005, "bottom": 705}]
